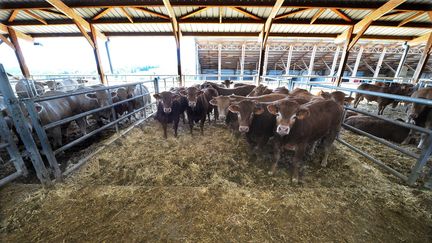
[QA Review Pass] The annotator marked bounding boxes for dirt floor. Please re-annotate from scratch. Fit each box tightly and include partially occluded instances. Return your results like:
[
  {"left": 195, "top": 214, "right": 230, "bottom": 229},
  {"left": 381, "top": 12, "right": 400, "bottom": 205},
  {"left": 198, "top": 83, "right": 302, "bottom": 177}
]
[{"left": 1, "top": 106, "right": 432, "bottom": 242}]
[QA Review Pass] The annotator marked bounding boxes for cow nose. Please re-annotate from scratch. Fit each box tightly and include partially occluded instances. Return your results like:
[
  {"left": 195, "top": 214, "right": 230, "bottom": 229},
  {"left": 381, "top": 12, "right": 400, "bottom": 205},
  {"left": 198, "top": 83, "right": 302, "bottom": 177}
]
[
  {"left": 188, "top": 101, "right": 196, "bottom": 107},
  {"left": 277, "top": 125, "right": 290, "bottom": 136},
  {"left": 163, "top": 108, "right": 172, "bottom": 113},
  {"left": 239, "top": 126, "right": 249, "bottom": 133},
  {"left": 219, "top": 115, "right": 226, "bottom": 120}
]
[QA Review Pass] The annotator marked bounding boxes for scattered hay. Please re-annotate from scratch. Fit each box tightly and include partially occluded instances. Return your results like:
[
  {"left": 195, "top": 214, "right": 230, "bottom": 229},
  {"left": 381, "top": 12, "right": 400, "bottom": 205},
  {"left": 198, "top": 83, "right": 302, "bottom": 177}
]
[{"left": 1, "top": 119, "right": 432, "bottom": 242}]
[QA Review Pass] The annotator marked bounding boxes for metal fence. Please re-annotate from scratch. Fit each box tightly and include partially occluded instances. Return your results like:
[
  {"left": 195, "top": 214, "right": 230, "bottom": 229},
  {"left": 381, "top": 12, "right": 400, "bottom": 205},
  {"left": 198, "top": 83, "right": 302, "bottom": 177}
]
[
  {"left": 0, "top": 66, "right": 180, "bottom": 187},
  {"left": 290, "top": 81, "right": 432, "bottom": 188}
]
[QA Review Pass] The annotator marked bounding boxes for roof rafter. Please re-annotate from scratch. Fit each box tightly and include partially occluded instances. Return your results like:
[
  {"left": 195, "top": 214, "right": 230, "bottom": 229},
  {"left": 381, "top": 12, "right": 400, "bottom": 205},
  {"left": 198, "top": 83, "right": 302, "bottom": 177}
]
[
  {"left": 408, "top": 32, "right": 432, "bottom": 46},
  {"left": 179, "top": 7, "right": 210, "bottom": 20},
  {"left": 275, "top": 8, "right": 312, "bottom": 20},
  {"left": 131, "top": 7, "right": 170, "bottom": 20},
  {"left": 0, "top": 34, "right": 15, "bottom": 50},
  {"left": 330, "top": 8, "right": 351, "bottom": 22},
  {"left": 398, "top": 11, "right": 426, "bottom": 27},
  {"left": 38, "top": 8, "right": 66, "bottom": 17},
  {"left": 0, "top": 23, "right": 33, "bottom": 42},
  {"left": 120, "top": 7, "right": 134, "bottom": 23},
  {"left": 228, "top": 7, "right": 263, "bottom": 20},
  {"left": 23, "top": 10, "right": 48, "bottom": 25},
  {"left": 92, "top": 8, "right": 112, "bottom": 20},
  {"left": 8, "top": 10, "right": 19, "bottom": 22},
  {"left": 311, "top": 8, "right": 325, "bottom": 24}
]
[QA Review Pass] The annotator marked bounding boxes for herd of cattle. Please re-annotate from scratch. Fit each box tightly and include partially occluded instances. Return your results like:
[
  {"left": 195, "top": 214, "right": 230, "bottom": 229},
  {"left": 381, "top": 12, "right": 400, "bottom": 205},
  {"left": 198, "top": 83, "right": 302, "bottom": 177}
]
[
  {"left": 1, "top": 79, "right": 150, "bottom": 148},
  {"left": 153, "top": 80, "right": 432, "bottom": 183}
]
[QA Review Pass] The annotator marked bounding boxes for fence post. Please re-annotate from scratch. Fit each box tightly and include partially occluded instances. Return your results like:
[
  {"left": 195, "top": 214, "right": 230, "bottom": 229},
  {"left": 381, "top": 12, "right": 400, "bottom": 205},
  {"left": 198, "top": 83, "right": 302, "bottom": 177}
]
[
  {"left": 0, "top": 64, "right": 52, "bottom": 186},
  {"left": 154, "top": 78, "right": 160, "bottom": 94},
  {"left": 23, "top": 99, "right": 62, "bottom": 181},
  {"left": 407, "top": 134, "right": 432, "bottom": 186}
]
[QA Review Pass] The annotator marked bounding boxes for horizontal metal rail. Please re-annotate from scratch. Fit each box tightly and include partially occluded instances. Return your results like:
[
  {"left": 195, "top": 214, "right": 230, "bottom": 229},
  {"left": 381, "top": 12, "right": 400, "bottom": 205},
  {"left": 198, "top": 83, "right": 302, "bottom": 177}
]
[
  {"left": 343, "top": 123, "right": 419, "bottom": 159},
  {"left": 0, "top": 142, "right": 9, "bottom": 149},
  {"left": 43, "top": 91, "right": 149, "bottom": 130},
  {"left": 336, "top": 138, "right": 409, "bottom": 181},
  {"left": 345, "top": 106, "right": 431, "bottom": 135},
  {"left": 0, "top": 170, "right": 23, "bottom": 187},
  {"left": 54, "top": 102, "right": 153, "bottom": 155}
]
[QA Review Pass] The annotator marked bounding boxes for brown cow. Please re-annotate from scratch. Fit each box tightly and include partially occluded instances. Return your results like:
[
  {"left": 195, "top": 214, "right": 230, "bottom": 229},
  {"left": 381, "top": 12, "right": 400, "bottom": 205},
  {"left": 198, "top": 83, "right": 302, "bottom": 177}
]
[
  {"left": 345, "top": 115, "right": 410, "bottom": 143},
  {"left": 209, "top": 96, "right": 239, "bottom": 133},
  {"left": 353, "top": 83, "right": 403, "bottom": 115},
  {"left": 180, "top": 87, "right": 209, "bottom": 135},
  {"left": 229, "top": 93, "right": 288, "bottom": 103},
  {"left": 203, "top": 87, "right": 219, "bottom": 123},
  {"left": 318, "top": 90, "right": 355, "bottom": 106},
  {"left": 267, "top": 99, "right": 343, "bottom": 183},
  {"left": 247, "top": 84, "right": 273, "bottom": 97},
  {"left": 289, "top": 88, "right": 314, "bottom": 101},
  {"left": 154, "top": 91, "right": 188, "bottom": 138},
  {"left": 204, "top": 82, "right": 256, "bottom": 96},
  {"left": 274, "top": 86, "right": 290, "bottom": 95},
  {"left": 221, "top": 80, "right": 233, "bottom": 88}
]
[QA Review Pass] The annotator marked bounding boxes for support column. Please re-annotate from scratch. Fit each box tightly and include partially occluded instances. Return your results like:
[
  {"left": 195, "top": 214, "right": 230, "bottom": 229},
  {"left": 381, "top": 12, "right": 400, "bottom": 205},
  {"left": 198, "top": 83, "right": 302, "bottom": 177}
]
[
  {"left": 351, "top": 46, "right": 364, "bottom": 78},
  {"left": 412, "top": 34, "right": 432, "bottom": 83},
  {"left": 90, "top": 24, "right": 106, "bottom": 84},
  {"left": 308, "top": 45, "right": 317, "bottom": 76},
  {"left": 7, "top": 27, "right": 30, "bottom": 78},
  {"left": 285, "top": 45, "right": 293, "bottom": 75},
  {"left": 104, "top": 38, "right": 114, "bottom": 74},
  {"left": 240, "top": 43, "right": 245, "bottom": 81},
  {"left": 218, "top": 43, "right": 222, "bottom": 82},
  {"left": 330, "top": 46, "right": 340, "bottom": 76},
  {"left": 374, "top": 47, "right": 387, "bottom": 79},
  {"left": 394, "top": 42, "right": 409, "bottom": 79},
  {"left": 195, "top": 43, "right": 200, "bottom": 76},
  {"left": 262, "top": 45, "right": 269, "bottom": 76},
  {"left": 336, "top": 26, "right": 354, "bottom": 86}
]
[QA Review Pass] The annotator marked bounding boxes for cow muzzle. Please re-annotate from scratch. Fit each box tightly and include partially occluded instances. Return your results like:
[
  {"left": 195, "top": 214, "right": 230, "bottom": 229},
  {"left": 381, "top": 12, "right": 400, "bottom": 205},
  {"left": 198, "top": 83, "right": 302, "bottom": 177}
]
[
  {"left": 188, "top": 101, "right": 196, "bottom": 107},
  {"left": 239, "top": 126, "right": 249, "bottom": 133},
  {"left": 276, "top": 125, "right": 290, "bottom": 136},
  {"left": 219, "top": 115, "right": 226, "bottom": 120},
  {"left": 163, "top": 108, "right": 172, "bottom": 113}
]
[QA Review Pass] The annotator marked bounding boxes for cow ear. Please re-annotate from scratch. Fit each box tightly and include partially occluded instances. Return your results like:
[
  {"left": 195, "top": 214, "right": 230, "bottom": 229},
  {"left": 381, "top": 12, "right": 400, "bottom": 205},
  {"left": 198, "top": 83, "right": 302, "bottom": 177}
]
[
  {"left": 254, "top": 105, "right": 265, "bottom": 115},
  {"left": 209, "top": 99, "right": 218, "bottom": 106},
  {"left": 197, "top": 90, "right": 204, "bottom": 95},
  {"left": 230, "top": 81, "right": 233, "bottom": 84},
  {"left": 179, "top": 90, "right": 187, "bottom": 97},
  {"left": 172, "top": 94, "right": 180, "bottom": 100},
  {"left": 86, "top": 93, "right": 97, "bottom": 99},
  {"left": 153, "top": 93, "right": 161, "bottom": 99},
  {"left": 345, "top": 97, "right": 355, "bottom": 104},
  {"left": 34, "top": 104, "right": 44, "bottom": 113},
  {"left": 111, "top": 91, "right": 117, "bottom": 98},
  {"left": 267, "top": 104, "right": 278, "bottom": 115},
  {"left": 228, "top": 104, "right": 240, "bottom": 113},
  {"left": 296, "top": 107, "right": 310, "bottom": 120}
]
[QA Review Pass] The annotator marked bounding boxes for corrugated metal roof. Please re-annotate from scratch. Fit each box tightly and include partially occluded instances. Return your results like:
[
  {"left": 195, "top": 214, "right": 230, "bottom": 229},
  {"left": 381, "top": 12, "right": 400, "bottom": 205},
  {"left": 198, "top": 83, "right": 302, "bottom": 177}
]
[
  {"left": 181, "top": 24, "right": 262, "bottom": 33},
  {"left": 271, "top": 24, "right": 347, "bottom": 34},
  {"left": 365, "top": 26, "right": 431, "bottom": 36},
  {"left": 13, "top": 25, "right": 80, "bottom": 33},
  {"left": 95, "top": 23, "right": 173, "bottom": 33}
]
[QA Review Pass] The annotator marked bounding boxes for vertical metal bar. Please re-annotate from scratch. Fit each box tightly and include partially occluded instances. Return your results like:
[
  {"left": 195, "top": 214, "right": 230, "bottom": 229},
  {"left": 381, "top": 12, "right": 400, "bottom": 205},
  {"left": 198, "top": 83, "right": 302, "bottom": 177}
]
[
  {"left": 154, "top": 78, "right": 160, "bottom": 94},
  {"left": 104, "top": 38, "right": 114, "bottom": 74},
  {"left": 195, "top": 43, "right": 200, "bottom": 77},
  {"left": 425, "top": 167, "right": 432, "bottom": 189},
  {"left": 351, "top": 46, "right": 364, "bottom": 78},
  {"left": 394, "top": 42, "right": 409, "bottom": 79},
  {"left": 0, "top": 64, "right": 51, "bottom": 185},
  {"left": 374, "top": 47, "right": 387, "bottom": 79},
  {"left": 240, "top": 43, "right": 245, "bottom": 81},
  {"left": 23, "top": 99, "right": 62, "bottom": 181},
  {"left": 407, "top": 134, "right": 432, "bottom": 186},
  {"left": 330, "top": 46, "right": 340, "bottom": 77},
  {"left": 285, "top": 45, "right": 293, "bottom": 75},
  {"left": 218, "top": 43, "right": 222, "bottom": 82},
  {"left": 263, "top": 44, "right": 270, "bottom": 77},
  {"left": 308, "top": 45, "right": 317, "bottom": 76},
  {"left": 0, "top": 112, "right": 27, "bottom": 177},
  {"left": 106, "top": 87, "right": 119, "bottom": 133}
]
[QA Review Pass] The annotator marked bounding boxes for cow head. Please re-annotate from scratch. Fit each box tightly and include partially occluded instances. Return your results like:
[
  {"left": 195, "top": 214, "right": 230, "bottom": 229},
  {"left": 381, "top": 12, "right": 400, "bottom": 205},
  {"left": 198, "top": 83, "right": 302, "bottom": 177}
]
[
  {"left": 180, "top": 86, "right": 203, "bottom": 108},
  {"left": 209, "top": 96, "right": 231, "bottom": 120},
  {"left": 267, "top": 100, "right": 310, "bottom": 136},
  {"left": 154, "top": 91, "right": 179, "bottom": 114},
  {"left": 221, "top": 80, "right": 233, "bottom": 88},
  {"left": 228, "top": 100, "right": 265, "bottom": 133}
]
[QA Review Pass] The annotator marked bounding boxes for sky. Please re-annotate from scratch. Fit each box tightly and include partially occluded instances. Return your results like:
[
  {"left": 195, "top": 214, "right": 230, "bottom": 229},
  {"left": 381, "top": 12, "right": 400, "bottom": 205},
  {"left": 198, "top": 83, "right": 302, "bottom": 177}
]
[{"left": 0, "top": 36, "right": 197, "bottom": 76}]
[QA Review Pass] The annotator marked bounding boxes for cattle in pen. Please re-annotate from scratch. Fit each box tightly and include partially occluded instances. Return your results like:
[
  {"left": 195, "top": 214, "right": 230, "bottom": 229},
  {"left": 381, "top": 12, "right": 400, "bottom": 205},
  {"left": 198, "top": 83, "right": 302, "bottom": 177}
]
[
  {"left": 203, "top": 82, "right": 256, "bottom": 96},
  {"left": 180, "top": 87, "right": 209, "bottom": 135},
  {"left": 353, "top": 83, "right": 403, "bottom": 115},
  {"left": 154, "top": 91, "right": 188, "bottom": 139}
]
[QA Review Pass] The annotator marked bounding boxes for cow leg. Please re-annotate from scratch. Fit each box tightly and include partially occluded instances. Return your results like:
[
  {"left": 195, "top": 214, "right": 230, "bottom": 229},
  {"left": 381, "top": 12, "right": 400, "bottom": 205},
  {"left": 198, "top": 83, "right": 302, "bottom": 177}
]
[
  {"left": 181, "top": 113, "right": 187, "bottom": 124},
  {"left": 189, "top": 118, "right": 194, "bottom": 135},
  {"left": 269, "top": 140, "right": 282, "bottom": 175},
  {"left": 53, "top": 127, "right": 62, "bottom": 147},
  {"left": 353, "top": 95, "right": 362, "bottom": 108},
  {"left": 76, "top": 117, "right": 87, "bottom": 135},
  {"left": 200, "top": 116, "right": 205, "bottom": 135},
  {"left": 162, "top": 122, "right": 168, "bottom": 139},
  {"left": 402, "top": 129, "right": 415, "bottom": 145},
  {"left": 320, "top": 133, "right": 337, "bottom": 167},
  {"left": 213, "top": 107, "right": 219, "bottom": 124},
  {"left": 173, "top": 118, "right": 180, "bottom": 138},
  {"left": 292, "top": 145, "right": 306, "bottom": 184}
]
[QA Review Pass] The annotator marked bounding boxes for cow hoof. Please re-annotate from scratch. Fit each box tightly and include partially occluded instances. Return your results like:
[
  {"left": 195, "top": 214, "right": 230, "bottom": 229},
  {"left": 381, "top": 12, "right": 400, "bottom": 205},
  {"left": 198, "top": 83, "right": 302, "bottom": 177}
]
[
  {"left": 321, "top": 161, "right": 328, "bottom": 167},
  {"left": 292, "top": 178, "right": 298, "bottom": 184},
  {"left": 268, "top": 171, "right": 274, "bottom": 176}
]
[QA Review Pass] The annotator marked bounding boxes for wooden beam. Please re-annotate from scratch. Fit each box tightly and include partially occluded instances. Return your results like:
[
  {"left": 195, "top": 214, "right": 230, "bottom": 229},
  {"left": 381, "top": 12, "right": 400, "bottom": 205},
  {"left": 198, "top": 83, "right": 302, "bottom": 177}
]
[
  {"left": 310, "top": 8, "right": 325, "bottom": 24},
  {"left": 8, "top": 10, "right": 19, "bottom": 22},
  {"left": 0, "top": 35, "right": 15, "bottom": 50},
  {"left": 429, "top": 11, "right": 432, "bottom": 21},
  {"left": 38, "top": 9, "right": 66, "bottom": 17},
  {"left": 92, "top": 8, "right": 112, "bottom": 20},
  {"left": 412, "top": 32, "right": 432, "bottom": 83},
  {"left": 90, "top": 24, "right": 106, "bottom": 84},
  {"left": 398, "top": 11, "right": 425, "bottom": 27},
  {"left": 330, "top": 8, "right": 352, "bottom": 22},
  {"left": 45, "top": 0, "right": 106, "bottom": 41},
  {"left": 179, "top": 7, "right": 209, "bottom": 20},
  {"left": 8, "top": 27, "right": 30, "bottom": 78},
  {"left": 408, "top": 32, "right": 432, "bottom": 46},
  {"left": 131, "top": 7, "right": 170, "bottom": 19},
  {"left": 381, "top": 10, "right": 407, "bottom": 18},
  {"left": 0, "top": 23, "right": 33, "bottom": 42},
  {"left": 336, "top": 26, "right": 354, "bottom": 85},
  {"left": 228, "top": 7, "right": 263, "bottom": 20},
  {"left": 23, "top": 10, "right": 48, "bottom": 25},
  {"left": 74, "top": 19, "right": 95, "bottom": 49},
  {"left": 275, "top": 8, "right": 311, "bottom": 20},
  {"left": 162, "top": 0, "right": 182, "bottom": 83},
  {"left": 120, "top": 7, "right": 134, "bottom": 23}
]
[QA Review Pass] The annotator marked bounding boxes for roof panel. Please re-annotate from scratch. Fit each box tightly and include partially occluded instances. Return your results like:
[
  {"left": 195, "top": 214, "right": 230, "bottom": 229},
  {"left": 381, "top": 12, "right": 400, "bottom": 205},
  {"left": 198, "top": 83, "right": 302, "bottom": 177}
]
[
  {"left": 181, "top": 24, "right": 262, "bottom": 33},
  {"left": 271, "top": 24, "right": 347, "bottom": 34},
  {"left": 13, "top": 25, "right": 80, "bottom": 33},
  {"left": 94, "top": 23, "right": 173, "bottom": 33},
  {"left": 365, "top": 26, "right": 431, "bottom": 36}
]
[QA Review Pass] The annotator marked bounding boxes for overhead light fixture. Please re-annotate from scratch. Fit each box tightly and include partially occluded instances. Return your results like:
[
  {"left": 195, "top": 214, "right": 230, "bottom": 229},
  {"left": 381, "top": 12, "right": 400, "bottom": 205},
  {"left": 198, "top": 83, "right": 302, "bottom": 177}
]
[{"left": 34, "top": 42, "right": 43, "bottom": 47}]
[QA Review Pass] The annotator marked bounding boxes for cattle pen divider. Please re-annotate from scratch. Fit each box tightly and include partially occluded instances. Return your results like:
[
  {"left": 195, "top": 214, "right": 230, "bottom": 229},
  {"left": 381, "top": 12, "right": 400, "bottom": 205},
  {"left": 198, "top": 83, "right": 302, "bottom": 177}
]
[{"left": 290, "top": 81, "right": 432, "bottom": 188}]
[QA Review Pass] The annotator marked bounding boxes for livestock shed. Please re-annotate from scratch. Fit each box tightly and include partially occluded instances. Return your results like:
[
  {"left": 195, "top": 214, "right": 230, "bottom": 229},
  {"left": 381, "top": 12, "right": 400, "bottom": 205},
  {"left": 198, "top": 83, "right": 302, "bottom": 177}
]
[{"left": 0, "top": 0, "right": 432, "bottom": 242}]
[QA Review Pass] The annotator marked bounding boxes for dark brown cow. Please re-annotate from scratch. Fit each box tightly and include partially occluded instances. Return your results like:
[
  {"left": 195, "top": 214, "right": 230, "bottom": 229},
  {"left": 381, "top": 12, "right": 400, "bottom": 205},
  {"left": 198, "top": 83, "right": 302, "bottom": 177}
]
[
  {"left": 233, "top": 83, "right": 251, "bottom": 87},
  {"left": 204, "top": 82, "right": 256, "bottom": 96},
  {"left": 209, "top": 96, "right": 239, "bottom": 133},
  {"left": 203, "top": 87, "right": 219, "bottom": 123},
  {"left": 345, "top": 115, "right": 410, "bottom": 143},
  {"left": 180, "top": 87, "right": 209, "bottom": 135},
  {"left": 267, "top": 99, "right": 343, "bottom": 183},
  {"left": 402, "top": 88, "right": 432, "bottom": 149},
  {"left": 154, "top": 91, "right": 188, "bottom": 138},
  {"left": 318, "top": 90, "right": 355, "bottom": 106},
  {"left": 274, "top": 86, "right": 290, "bottom": 95},
  {"left": 247, "top": 84, "right": 273, "bottom": 97},
  {"left": 229, "top": 93, "right": 288, "bottom": 103},
  {"left": 221, "top": 80, "right": 233, "bottom": 88},
  {"left": 353, "top": 83, "right": 403, "bottom": 115},
  {"left": 289, "top": 88, "right": 314, "bottom": 101}
]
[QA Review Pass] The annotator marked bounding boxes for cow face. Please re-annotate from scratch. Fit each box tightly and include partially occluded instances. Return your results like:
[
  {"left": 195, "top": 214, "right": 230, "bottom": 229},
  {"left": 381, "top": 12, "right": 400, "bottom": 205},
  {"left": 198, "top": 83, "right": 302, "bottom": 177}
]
[
  {"left": 154, "top": 91, "right": 179, "bottom": 114},
  {"left": 180, "top": 87, "right": 203, "bottom": 108},
  {"left": 267, "top": 100, "right": 310, "bottom": 136},
  {"left": 228, "top": 100, "right": 265, "bottom": 133},
  {"left": 221, "top": 80, "right": 233, "bottom": 88},
  {"left": 209, "top": 96, "right": 231, "bottom": 120}
]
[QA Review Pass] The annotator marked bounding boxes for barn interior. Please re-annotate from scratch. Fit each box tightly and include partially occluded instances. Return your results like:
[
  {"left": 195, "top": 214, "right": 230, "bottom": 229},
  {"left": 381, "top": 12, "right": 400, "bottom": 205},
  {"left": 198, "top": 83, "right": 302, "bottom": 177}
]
[{"left": 0, "top": 0, "right": 432, "bottom": 242}]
